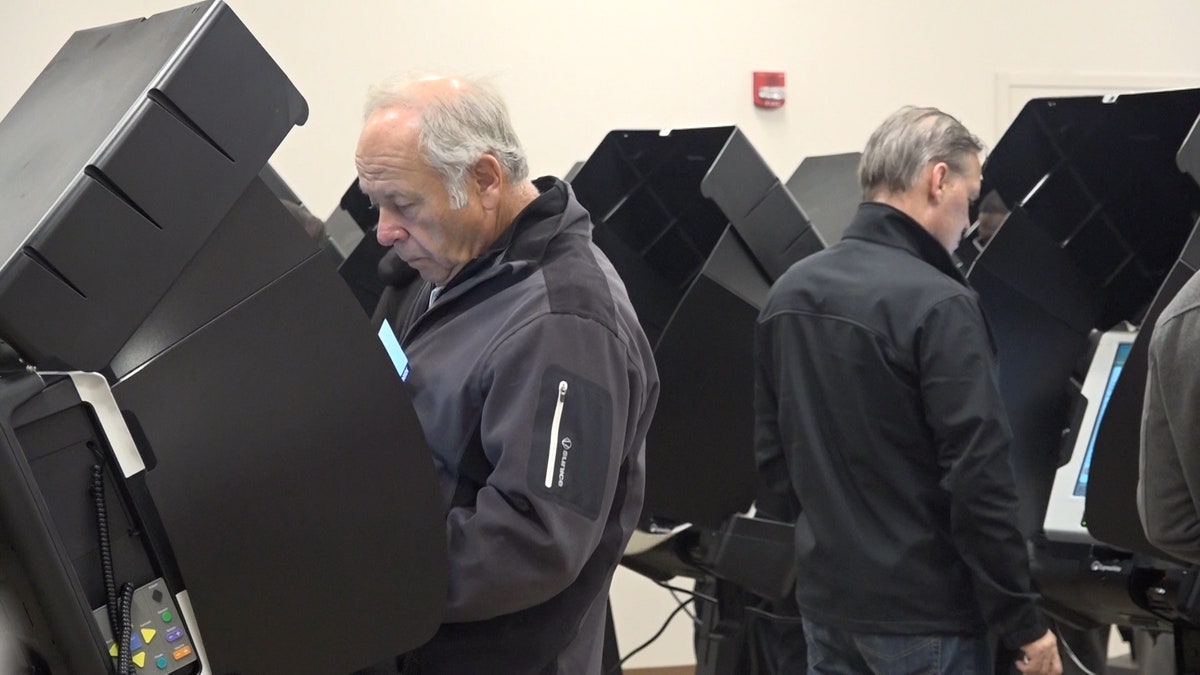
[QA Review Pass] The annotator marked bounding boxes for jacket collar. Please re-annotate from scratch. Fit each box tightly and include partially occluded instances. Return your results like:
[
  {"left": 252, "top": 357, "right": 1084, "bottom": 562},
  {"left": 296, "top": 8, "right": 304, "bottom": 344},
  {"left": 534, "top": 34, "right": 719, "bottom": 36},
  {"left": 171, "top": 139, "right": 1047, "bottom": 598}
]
[
  {"left": 419, "top": 177, "right": 585, "bottom": 307},
  {"left": 842, "top": 202, "right": 967, "bottom": 286},
  {"left": 487, "top": 176, "right": 580, "bottom": 264},
  {"left": 401, "top": 177, "right": 581, "bottom": 340}
]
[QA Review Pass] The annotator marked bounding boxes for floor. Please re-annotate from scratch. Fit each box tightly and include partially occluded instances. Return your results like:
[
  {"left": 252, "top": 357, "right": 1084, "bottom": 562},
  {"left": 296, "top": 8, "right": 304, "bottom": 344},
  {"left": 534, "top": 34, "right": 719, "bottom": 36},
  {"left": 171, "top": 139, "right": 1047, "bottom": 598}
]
[{"left": 623, "top": 626, "right": 1152, "bottom": 675}]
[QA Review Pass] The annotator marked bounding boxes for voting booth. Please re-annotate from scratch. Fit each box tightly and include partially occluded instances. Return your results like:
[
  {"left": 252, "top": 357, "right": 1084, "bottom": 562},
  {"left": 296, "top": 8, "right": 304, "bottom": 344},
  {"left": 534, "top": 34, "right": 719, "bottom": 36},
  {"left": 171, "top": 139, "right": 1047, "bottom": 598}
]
[
  {"left": 965, "top": 89, "right": 1200, "bottom": 657},
  {"left": 0, "top": 3, "right": 446, "bottom": 673}
]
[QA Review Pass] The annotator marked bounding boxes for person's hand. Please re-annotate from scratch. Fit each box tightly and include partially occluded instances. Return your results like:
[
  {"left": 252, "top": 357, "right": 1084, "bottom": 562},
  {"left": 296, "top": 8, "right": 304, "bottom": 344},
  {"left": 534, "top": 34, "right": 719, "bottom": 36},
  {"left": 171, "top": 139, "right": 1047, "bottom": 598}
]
[{"left": 1016, "top": 629, "right": 1062, "bottom": 675}]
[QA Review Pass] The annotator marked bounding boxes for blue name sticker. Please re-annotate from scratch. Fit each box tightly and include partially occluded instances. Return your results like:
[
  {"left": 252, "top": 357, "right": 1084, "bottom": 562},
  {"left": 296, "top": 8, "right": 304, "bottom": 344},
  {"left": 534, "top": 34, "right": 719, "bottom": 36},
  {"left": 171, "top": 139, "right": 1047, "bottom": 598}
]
[{"left": 377, "top": 323, "right": 410, "bottom": 381}]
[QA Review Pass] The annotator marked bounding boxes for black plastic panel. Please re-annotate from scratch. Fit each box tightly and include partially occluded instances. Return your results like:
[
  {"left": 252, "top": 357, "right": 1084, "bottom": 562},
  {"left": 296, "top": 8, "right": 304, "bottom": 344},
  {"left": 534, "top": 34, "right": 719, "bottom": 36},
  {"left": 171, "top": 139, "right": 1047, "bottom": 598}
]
[
  {"left": 0, "top": 3, "right": 447, "bottom": 673},
  {"left": 967, "top": 209, "right": 1096, "bottom": 536},
  {"left": 112, "top": 253, "right": 446, "bottom": 674},
  {"left": 571, "top": 126, "right": 817, "bottom": 528},
  {"left": 975, "top": 88, "right": 1200, "bottom": 556},
  {"left": 0, "top": 0, "right": 307, "bottom": 372},
  {"left": 784, "top": 152, "right": 862, "bottom": 247},
  {"left": 983, "top": 89, "right": 1200, "bottom": 329},
  {"left": 108, "top": 177, "right": 318, "bottom": 380},
  {"left": 12, "top": 388, "right": 157, "bottom": 612},
  {"left": 0, "top": 375, "right": 113, "bottom": 675},
  {"left": 644, "top": 231, "right": 764, "bottom": 528}
]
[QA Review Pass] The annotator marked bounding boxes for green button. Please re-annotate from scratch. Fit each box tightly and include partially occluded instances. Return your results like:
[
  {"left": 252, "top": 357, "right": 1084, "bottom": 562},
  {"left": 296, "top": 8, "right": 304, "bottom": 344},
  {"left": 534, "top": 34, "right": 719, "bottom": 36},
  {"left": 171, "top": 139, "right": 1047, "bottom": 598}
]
[{"left": 161, "top": 611, "right": 173, "bottom": 623}]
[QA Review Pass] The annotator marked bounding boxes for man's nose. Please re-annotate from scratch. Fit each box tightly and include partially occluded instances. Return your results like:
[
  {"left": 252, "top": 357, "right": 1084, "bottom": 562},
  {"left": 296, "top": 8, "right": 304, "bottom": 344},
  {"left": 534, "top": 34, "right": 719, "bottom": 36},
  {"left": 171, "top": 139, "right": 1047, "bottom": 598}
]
[{"left": 376, "top": 211, "right": 409, "bottom": 246}]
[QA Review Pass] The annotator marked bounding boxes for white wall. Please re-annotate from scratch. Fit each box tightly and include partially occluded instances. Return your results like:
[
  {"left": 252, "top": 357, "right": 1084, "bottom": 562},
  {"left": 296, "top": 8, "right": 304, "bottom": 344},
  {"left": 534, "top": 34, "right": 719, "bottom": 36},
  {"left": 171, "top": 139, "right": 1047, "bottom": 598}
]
[
  {"left": 7, "top": 2, "right": 1200, "bottom": 219},
  {"left": 4, "top": 0, "right": 1200, "bottom": 668}
]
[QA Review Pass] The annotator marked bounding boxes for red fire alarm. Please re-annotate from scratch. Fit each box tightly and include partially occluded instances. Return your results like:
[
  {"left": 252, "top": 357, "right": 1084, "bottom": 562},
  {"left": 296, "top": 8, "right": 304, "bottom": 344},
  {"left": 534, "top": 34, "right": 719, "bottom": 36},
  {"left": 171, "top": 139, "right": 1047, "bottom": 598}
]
[{"left": 753, "top": 71, "right": 786, "bottom": 108}]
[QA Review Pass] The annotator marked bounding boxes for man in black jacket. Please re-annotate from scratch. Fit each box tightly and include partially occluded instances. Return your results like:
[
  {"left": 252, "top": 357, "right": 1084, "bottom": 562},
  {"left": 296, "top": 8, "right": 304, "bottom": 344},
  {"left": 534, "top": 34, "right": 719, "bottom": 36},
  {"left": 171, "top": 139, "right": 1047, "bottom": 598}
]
[{"left": 754, "top": 106, "right": 1061, "bottom": 674}]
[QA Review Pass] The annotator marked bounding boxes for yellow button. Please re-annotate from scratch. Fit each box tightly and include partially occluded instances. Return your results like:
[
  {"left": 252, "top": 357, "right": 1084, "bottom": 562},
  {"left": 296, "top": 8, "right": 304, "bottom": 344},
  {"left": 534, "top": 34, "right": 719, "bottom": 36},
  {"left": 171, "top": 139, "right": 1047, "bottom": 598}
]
[
  {"left": 109, "top": 643, "right": 118, "bottom": 657},
  {"left": 172, "top": 645, "right": 193, "bottom": 660},
  {"left": 132, "top": 652, "right": 146, "bottom": 668},
  {"left": 141, "top": 628, "right": 156, "bottom": 644}
]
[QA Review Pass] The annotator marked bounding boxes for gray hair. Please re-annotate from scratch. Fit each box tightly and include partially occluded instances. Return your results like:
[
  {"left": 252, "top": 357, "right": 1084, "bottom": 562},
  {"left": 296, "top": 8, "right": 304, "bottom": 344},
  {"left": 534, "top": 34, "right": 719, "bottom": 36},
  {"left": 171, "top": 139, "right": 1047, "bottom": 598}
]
[
  {"left": 364, "top": 75, "right": 529, "bottom": 209},
  {"left": 857, "top": 106, "right": 984, "bottom": 201}
]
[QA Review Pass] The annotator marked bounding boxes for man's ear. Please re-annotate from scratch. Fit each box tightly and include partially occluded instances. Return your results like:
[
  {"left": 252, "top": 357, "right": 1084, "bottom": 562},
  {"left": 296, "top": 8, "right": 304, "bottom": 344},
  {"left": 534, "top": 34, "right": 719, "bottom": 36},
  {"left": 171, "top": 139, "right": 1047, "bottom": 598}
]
[
  {"left": 471, "top": 154, "right": 504, "bottom": 209},
  {"left": 928, "top": 161, "right": 950, "bottom": 203}
]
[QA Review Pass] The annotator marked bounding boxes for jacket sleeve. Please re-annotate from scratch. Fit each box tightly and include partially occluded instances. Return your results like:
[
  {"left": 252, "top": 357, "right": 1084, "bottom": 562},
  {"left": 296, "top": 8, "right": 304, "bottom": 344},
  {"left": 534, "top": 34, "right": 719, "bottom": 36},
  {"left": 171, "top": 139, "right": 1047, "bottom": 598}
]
[
  {"left": 1139, "top": 317, "right": 1200, "bottom": 563},
  {"left": 918, "top": 293, "right": 1046, "bottom": 650},
  {"left": 754, "top": 314, "right": 800, "bottom": 522},
  {"left": 441, "top": 312, "right": 651, "bottom": 623}
]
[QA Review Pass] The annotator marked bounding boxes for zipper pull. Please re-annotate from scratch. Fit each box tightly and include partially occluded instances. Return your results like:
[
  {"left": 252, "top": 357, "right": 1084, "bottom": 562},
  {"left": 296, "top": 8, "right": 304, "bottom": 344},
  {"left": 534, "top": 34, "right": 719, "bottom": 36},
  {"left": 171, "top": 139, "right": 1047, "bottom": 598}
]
[{"left": 544, "top": 380, "right": 569, "bottom": 488}]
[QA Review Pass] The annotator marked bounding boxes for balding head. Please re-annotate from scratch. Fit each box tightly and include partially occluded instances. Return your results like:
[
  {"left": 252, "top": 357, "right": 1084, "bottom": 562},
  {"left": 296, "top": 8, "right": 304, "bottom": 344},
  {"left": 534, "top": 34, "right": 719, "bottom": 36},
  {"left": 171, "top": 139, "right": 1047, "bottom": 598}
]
[{"left": 363, "top": 74, "right": 528, "bottom": 209}]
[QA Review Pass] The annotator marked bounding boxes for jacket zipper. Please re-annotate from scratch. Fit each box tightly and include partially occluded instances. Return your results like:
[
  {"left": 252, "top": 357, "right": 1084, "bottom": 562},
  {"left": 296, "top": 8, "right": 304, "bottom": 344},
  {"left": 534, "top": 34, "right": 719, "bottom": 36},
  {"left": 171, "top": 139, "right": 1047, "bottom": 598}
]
[{"left": 544, "top": 380, "right": 568, "bottom": 488}]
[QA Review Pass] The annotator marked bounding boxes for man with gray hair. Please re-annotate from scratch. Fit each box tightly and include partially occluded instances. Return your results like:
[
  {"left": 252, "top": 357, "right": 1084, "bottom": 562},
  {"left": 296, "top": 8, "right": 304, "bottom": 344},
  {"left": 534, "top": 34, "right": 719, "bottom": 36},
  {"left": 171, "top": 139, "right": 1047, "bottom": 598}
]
[
  {"left": 355, "top": 75, "right": 658, "bottom": 674},
  {"left": 754, "top": 106, "right": 1061, "bottom": 674}
]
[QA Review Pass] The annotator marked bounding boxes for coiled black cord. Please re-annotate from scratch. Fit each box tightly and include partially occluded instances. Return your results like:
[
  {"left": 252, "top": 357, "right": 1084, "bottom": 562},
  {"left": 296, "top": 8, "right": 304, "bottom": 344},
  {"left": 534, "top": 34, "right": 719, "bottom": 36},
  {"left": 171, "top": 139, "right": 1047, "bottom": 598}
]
[
  {"left": 92, "top": 464, "right": 134, "bottom": 675},
  {"left": 91, "top": 467, "right": 119, "bottom": 642},
  {"left": 117, "top": 582, "right": 134, "bottom": 675}
]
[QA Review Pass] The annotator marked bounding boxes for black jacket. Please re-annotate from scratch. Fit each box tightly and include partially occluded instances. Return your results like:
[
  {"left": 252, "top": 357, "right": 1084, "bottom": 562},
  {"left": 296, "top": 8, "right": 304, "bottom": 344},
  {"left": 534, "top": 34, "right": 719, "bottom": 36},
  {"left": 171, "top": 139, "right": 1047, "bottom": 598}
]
[{"left": 755, "top": 202, "right": 1046, "bottom": 649}]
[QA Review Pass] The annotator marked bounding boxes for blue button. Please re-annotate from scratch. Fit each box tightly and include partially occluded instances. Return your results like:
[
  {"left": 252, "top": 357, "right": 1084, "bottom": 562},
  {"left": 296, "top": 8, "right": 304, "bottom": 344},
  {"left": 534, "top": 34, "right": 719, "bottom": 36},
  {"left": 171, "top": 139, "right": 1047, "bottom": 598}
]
[
  {"left": 156, "top": 655, "right": 169, "bottom": 669},
  {"left": 130, "top": 634, "right": 143, "bottom": 651},
  {"left": 166, "top": 627, "right": 183, "bottom": 643}
]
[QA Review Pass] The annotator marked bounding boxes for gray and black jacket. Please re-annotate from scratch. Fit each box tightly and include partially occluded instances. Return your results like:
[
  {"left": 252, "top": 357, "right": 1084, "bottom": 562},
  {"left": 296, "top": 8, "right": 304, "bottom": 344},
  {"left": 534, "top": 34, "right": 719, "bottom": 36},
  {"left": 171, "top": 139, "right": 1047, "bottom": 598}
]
[
  {"left": 1139, "top": 270, "right": 1200, "bottom": 563},
  {"left": 377, "top": 177, "right": 658, "bottom": 674}
]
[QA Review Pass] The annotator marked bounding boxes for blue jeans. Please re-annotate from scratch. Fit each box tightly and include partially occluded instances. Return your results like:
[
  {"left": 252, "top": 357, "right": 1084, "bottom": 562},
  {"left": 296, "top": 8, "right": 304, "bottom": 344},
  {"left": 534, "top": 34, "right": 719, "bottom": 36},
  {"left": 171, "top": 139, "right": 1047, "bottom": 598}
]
[{"left": 802, "top": 618, "right": 992, "bottom": 675}]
